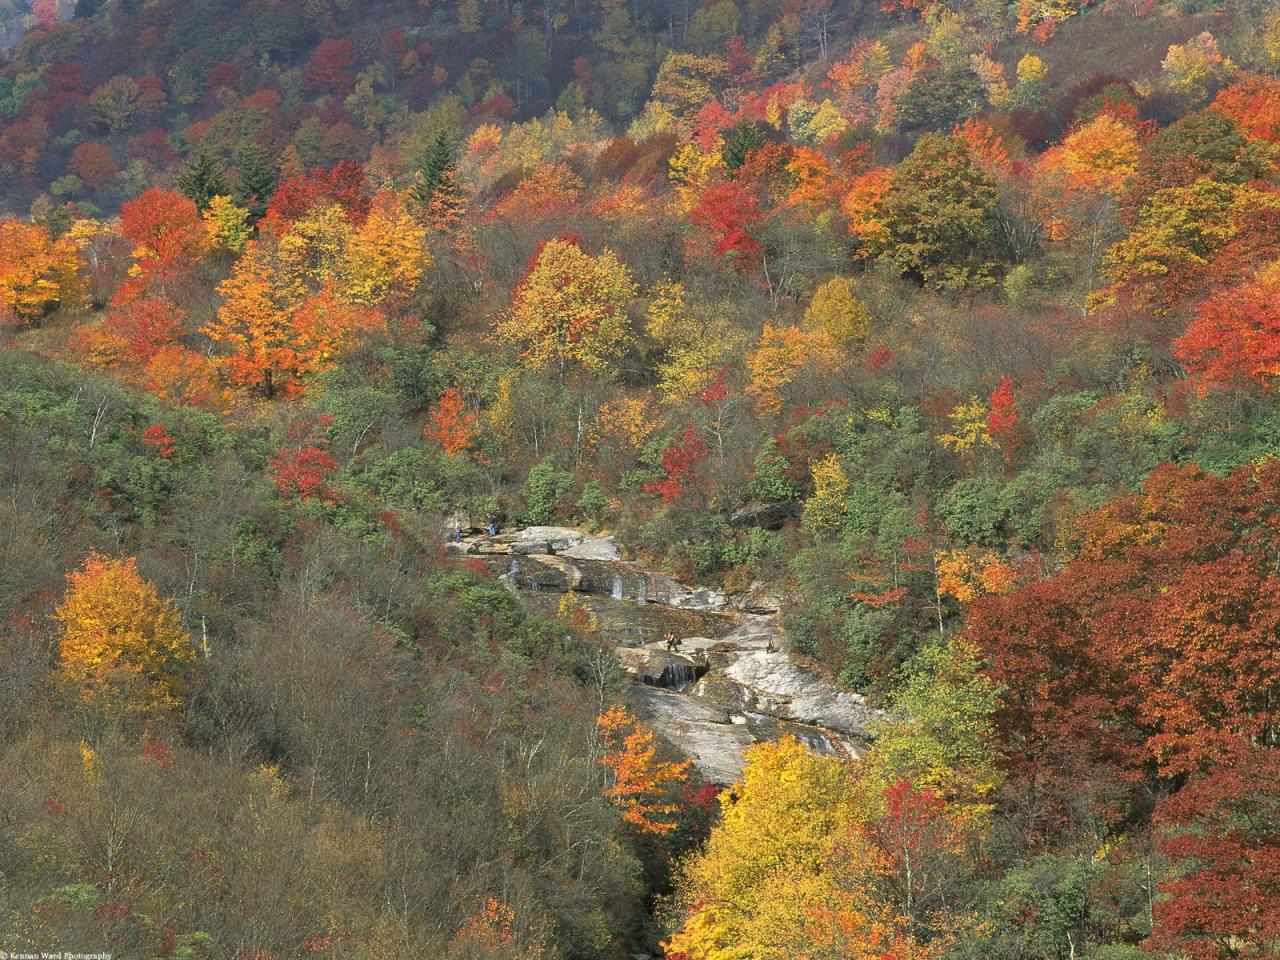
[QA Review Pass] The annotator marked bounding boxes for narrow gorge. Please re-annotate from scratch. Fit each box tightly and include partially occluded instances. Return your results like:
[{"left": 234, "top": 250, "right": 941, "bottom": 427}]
[{"left": 450, "top": 525, "right": 880, "bottom": 783}]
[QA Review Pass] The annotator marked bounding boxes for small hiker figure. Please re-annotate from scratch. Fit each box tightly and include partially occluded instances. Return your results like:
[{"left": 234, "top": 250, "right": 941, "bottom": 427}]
[
  {"left": 453, "top": 520, "right": 462, "bottom": 544},
  {"left": 664, "top": 632, "right": 677, "bottom": 652},
  {"left": 488, "top": 519, "right": 497, "bottom": 537},
  {"left": 766, "top": 637, "right": 775, "bottom": 653}
]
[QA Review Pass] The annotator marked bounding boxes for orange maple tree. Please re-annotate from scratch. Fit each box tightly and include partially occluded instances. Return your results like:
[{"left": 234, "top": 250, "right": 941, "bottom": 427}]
[
  {"left": 0, "top": 218, "right": 85, "bottom": 326},
  {"left": 597, "top": 704, "right": 691, "bottom": 834},
  {"left": 424, "top": 388, "right": 477, "bottom": 455}
]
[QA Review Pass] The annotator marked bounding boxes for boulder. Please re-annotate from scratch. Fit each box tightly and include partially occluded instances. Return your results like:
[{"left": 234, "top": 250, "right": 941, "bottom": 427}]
[
  {"left": 516, "top": 526, "right": 585, "bottom": 552},
  {"left": 558, "top": 536, "right": 622, "bottom": 561},
  {"left": 670, "top": 586, "right": 729, "bottom": 612},
  {"left": 728, "top": 579, "right": 785, "bottom": 614},
  {"left": 723, "top": 650, "right": 882, "bottom": 737},
  {"left": 631, "top": 685, "right": 753, "bottom": 784}
]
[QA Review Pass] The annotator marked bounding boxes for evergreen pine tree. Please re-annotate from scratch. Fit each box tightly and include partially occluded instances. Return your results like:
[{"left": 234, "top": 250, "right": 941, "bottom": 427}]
[
  {"left": 411, "top": 134, "right": 456, "bottom": 208},
  {"left": 176, "top": 146, "right": 229, "bottom": 212},
  {"left": 234, "top": 143, "right": 279, "bottom": 221},
  {"left": 722, "top": 121, "right": 767, "bottom": 172}
]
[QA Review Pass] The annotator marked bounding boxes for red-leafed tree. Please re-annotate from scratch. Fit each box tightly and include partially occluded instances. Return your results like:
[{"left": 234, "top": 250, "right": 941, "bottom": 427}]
[
  {"left": 141, "top": 423, "right": 177, "bottom": 460},
  {"left": 270, "top": 444, "right": 339, "bottom": 503},
  {"left": 69, "top": 141, "right": 118, "bottom": 190},
  {"left": 1151, "top": 737, "right": 1280, "bottom": 960},
  {"left": 263, "top": 162, "right": 369, "bottom": 233},
  {"left": 859, "top": 780, "right": 967, "bottom": 924},
  {"left": 1173, "top": 264, "right": 1280, "bottom": 392},
  {"left": 986, "top": 377, "right": 1018, "bottom": 438},
  {"left": 1212, "top": 75, "right": 1280, "bottom": 146},
  {"left": 115, "top": 188, "right": 207, "bottom": 300},
  {"left": 304, "top": 39, "right": 359, "bottom": 95},
  {"left": 645, "top": 425, "right": 710, "bottom": 505},
  {"left": 689, "top": 180, "right": 764, "bottom": 271},
  {"left": 967, "top": 461, "right": 1280, "bottom": 827}
]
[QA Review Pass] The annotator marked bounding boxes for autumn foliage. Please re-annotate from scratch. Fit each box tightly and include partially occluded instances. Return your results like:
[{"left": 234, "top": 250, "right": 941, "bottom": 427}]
[
  {"left": 597, "top": 704, "right": 691, "bottom": 835},
  {"left": 0, "top": 219, "right": 84, "bottom": 325},
  {"left": 967, "top": 460, "right": 1280, "bottom": 805},
  {"left": 55, "top": 553, "right": 196, "bottom": 710}
]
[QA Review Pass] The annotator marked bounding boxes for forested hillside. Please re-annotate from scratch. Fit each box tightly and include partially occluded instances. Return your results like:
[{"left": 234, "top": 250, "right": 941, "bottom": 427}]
[{"left": 1, "top": 0, "right": 1280, "bottom": 956}]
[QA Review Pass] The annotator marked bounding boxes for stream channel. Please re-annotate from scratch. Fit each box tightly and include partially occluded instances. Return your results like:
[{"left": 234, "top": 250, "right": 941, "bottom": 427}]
[{"left": 449, "top": 525, "right": 880, "bottom": 783}]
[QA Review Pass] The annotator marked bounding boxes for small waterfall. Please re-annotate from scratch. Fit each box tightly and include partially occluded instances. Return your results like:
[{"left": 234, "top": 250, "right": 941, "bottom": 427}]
[
  {"left": 638, "top": 660, "right": 704, "bottom": 691},
  {"left": 636, "top": 575, "right": 648, "bottom": 605},
  {"left": 664, "top": 662, "right": 700, "bottom": 690},
  {"left": 611, "top": 571, "right": 624, "bottom": 600},
  {"left": 499, "top": 559, "right": 519, "bottom": 592}
]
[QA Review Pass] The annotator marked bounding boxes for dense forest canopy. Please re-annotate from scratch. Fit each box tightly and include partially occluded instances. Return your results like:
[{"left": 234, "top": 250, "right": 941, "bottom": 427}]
[{"left": 1, "top": 0, "right": 1280, "bottom": 956}]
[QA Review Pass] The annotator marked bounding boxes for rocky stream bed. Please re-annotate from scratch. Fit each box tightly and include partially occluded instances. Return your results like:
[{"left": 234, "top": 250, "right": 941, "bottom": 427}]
[{"left": 448, "top": 525, "right": 880, "bottom": 783}]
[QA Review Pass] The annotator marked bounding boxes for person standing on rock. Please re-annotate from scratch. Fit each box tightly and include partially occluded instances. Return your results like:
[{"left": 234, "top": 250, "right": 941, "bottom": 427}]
[
  {"left": 488, "top": 519, "right": 497, "bottom": 537},
  {"left": 664, "top": 632, "right": 677, "bottom": 652}
]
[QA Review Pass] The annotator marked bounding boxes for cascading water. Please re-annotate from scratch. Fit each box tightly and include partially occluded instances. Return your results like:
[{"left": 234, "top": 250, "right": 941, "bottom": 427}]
[
  {"left": 500, "top": 558, "right": 519, "bottom": 591},
  {"left": 639, "top": 659, "right": 704, "bottom": 691},
  {"left": 611, "top": 571, "right": 624, "bottom": 600},
  {"left": 663, "top": 661, "right": 700, "bottom": 690}
]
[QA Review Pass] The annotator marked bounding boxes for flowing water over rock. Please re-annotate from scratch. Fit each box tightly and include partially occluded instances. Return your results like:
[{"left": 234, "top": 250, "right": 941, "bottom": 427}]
[{"left": 450, "top": 525, "right": 878, "bottom": 782}]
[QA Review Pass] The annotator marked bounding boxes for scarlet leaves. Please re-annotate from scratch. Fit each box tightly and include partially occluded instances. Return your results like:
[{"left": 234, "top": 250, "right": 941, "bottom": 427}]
[
  {"left": 688, "top": 179, "right": 764, "bottom": 269},
  {"left": 1174, "top": 263, "right": 1280, "bottom": 391},
  {"left": 645, "top": 425, "right": 710, "bottom": 505},
  {"left": 264, "top": 162, "right": 369, "bottom": 234},
  {"left": 1152, "top": 739, "right": 1280, "bottom": 960},
  {"left": 119, "top": 188, "right": 208, "bottom": 274},
  {"left": 967, "top": 461, "right": 1280, "bottom": 811},
  {"left": 985, "top": 377, "right": 1019, "bottom": 441},
  {"left": 270, "top": 444, "right": 339, "bottom": 504}
]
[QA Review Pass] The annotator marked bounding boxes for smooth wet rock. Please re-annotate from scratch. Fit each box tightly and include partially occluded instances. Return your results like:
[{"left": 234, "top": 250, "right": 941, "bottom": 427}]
[
  {"left": 515, "top": 526, "right": 585, "bottom": 552},
  {"left": 509, "top": 539, "right": 551, "bottom": 555},
  {"left": 558, "top": 537, "right": 622, "bottom": 561},
  {"left": 730, "top": 501, "right": 802, "bottom": 530},
  {"left": 631, "top": 685, "right": 753, "bottom": 784},
  {"left": 499, "top": 554, "right": 582, "bottom": 591},
  {"left": 723, "top": 651, "right": 881, "bottom": 736},
  {"left": 616, "top": 647, "right": 705, "bottom": 688}
]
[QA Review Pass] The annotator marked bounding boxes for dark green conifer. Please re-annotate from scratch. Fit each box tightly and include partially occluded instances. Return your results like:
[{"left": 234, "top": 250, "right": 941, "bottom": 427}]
[
  {"left": 235, "top": 143, "right": 279, "bottom": 221},
  {"left": 176, "top": 146, "right": 228, "bottom": 212},
  {"left": 411, "top": 133, "right": 457, "bottom": 208}
]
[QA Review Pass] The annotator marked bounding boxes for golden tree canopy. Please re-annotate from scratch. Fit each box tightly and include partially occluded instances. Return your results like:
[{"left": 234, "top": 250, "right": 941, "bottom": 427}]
[
  {"left": 497, "top": 238, "right": 636, "bottom": 378},
  {"left": 55, "top": 553, "right": 196, "bottom": 709}
]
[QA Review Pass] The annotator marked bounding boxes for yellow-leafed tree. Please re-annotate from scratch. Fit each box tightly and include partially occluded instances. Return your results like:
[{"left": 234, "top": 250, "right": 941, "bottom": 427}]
[
  {"left": 497, "top": 238, "right": 636, "bottom": 379},
  {"left": 663, "top": 737, "right": 850, "bottom": 959},
  {"left": 0, "top": 218, "right": 85, "bottom": 325},
  {"left": 342, "top": 190, "right": 428, "bottom": 306},
  {"left": 56, "top": 553, "right": 197, "bottom": 709},
  {"left": 804, "top": 276, "right": 872, "bottom": 349}
]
